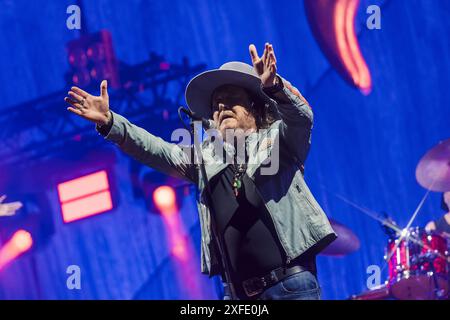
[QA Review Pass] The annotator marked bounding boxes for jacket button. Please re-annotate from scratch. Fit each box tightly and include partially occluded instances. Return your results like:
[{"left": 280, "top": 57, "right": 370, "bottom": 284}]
[{"left": 295, "top": 184, "right": 301, "bottom": 193}]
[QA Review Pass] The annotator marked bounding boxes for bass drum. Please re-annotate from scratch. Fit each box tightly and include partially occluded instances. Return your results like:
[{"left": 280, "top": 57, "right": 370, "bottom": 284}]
[{"left": 386, "top": 227, "right": 448, "bottom": 300}]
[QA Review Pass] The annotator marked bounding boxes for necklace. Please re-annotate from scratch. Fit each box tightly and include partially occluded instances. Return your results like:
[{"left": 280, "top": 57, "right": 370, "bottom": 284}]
[{"left": 232, "top": 163, "right": 247, "bottom": 197}]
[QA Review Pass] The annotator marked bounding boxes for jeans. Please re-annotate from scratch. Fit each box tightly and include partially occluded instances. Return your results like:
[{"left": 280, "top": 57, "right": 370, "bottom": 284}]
[{"left": 223, "top": 271, "right": 321, "bottom": 300}]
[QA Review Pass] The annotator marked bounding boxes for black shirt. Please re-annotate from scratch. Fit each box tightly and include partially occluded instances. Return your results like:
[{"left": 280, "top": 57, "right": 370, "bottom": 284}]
[
  {"left": 435, "top": 215, "right": 450, "bottom": 234},
  {"left": 208, "top": 166, "right": 285, "bottom": 288}
]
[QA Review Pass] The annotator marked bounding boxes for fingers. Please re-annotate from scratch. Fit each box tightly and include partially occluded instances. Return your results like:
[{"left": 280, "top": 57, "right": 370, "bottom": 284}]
[
  {"left": 13, "top": 202, "right": 23, "bottom": 209},
  {"left": 260, "top": 43, "right": 275, "bottom": 65},
  {"left": 264, "top": 44, "right": 277, "bottom": 76},
  {"left": 7, "top": 202, "right": 22, "bottom": 211},
  {"left": 268, "top": 53, "right": 275, "bottom": 69},
  {"left": 213, "top": 111, "right": 219, "bottom": 125},
  {"left": 268, "top": 52, "right": 276, "bottom": 70},
  {"left": 0, "top": 208, "right": 16, "bottom": 216},
  {"left": 100, "top": 80, "right": 108, "bottom": 99},
  {"left": 70, "top": 86, "right": 89, "bottom": 98},
  {"left": 249, "top": 44, "right": 259, "bottom": 64},
  {"left": 0, "top": 199, "right": 22, "bottom": 217},
  {"left": 269, "top": 44, "right": 277, "bottom": 64},
  {"left": 67, "top": 90, "right": 83, "bottom": 103},
  {"left": 270, "top": 62, "right": 277, "bottom": 75},
  {"left": 66, "top": 87, "right": 88, "bottom": 115},
  {"left": 264, "top": 43, "right": 276, "bottom": 68},
  {"left": 262, "top": 42, "right": 269, "bottom": 67},
  {"left": 64, "top": 97, "right": 83, "bottom": 111},
  {"left": 67, "top": 106, "right": 83, "bottom": 116}
]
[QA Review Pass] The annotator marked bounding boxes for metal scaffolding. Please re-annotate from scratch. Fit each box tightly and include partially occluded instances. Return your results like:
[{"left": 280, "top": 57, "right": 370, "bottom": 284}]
[{"left": 0, "top": 54, "right": 205, "bottom": 167}]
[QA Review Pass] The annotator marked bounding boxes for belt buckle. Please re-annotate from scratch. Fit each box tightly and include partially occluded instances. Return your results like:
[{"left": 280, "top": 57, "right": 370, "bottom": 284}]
[{"left": 242, "top": 276, "right": 266, "bottom": 298}]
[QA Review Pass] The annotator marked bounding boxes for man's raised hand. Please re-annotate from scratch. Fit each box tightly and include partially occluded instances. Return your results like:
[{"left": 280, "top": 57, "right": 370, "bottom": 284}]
[
  {"left": 249, "top": 43, "right": 278, "bottom": 88},
  {"left": 64, "top": 80, "right": 111, "bottom": 125}
]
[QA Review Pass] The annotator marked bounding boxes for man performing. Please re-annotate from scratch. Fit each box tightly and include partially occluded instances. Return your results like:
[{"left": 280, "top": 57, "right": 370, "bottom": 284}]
[
  {"left": 64, "top": 43, "right": 336, "bottom": 300},
  {"left": 426, "top": 192, "right": 450, "bottom": 240}
]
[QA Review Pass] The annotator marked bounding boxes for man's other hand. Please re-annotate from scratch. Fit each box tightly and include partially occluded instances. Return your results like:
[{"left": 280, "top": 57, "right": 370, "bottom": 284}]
[{"left": 64, "top": 80, "right": 111, "bottom": 125}]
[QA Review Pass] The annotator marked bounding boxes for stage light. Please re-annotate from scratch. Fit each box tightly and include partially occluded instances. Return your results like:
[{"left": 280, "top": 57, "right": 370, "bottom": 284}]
[
  {"left": 0, "top": 229, "right": 33, "bottom": 270},
  {"left": 13, "top": 230, "right": 32, "bottom": 251},
  {"left": 153, "top": 185, "right": 176, "bottom": 214},
  {"left": 65, "top": 30, "right": 120, "bottom": 89},
  {"left": 159, "top": 61, "right": 170, "bottom": 70},
  {"left": 86, "top": 43, "right": 105, "bottom": 62},
  {"left": 57, "top": 170, "right": 113, "bottom": 223},
  {"left": 71, "top": 69, "right": 91, "bottom": 87},
  {"left": 138, "top": 169, "right": 188, "bottom": 215},
  {"left": 172, "top": 238, "right": 188, "bottom": 261},
  {"left": 68, "top": 47, "right": 88, "bottom": 68},
  {"left": 401, "top": 229, "right": 408, "bottom": 238},
  {"left": 136, "top": 169, "right": 193, "bottom": 265}
]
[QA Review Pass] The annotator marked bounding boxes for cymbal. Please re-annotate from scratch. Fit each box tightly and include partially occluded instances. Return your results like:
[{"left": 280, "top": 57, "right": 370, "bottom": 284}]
[
  {"left": 416, "top": 138, "right": 450, "bottom": 192},
  {"left": 320, "top": 218, "right": 360, "bottom": 256}
]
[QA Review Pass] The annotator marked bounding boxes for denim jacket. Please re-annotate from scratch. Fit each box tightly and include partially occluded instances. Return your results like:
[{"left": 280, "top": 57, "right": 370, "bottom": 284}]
[{"left": 99, "top": 76, "right": 337, "bottom": 276}]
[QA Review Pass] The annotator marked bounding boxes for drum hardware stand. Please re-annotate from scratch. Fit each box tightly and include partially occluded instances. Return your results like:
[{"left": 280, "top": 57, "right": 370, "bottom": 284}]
[{"left": 425, "top": 253, "right": 447, "bottom": 299}]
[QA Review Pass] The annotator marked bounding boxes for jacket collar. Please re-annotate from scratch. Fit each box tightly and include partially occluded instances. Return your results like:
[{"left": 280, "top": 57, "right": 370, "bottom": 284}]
[{"left": 200, "top": 122, "right": 278, "bottom": 181}]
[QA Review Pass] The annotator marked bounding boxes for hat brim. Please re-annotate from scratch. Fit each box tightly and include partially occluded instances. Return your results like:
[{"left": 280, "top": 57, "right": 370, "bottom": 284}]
[{"left": 185, "top": 69, "right": 270, "bottom": 119}]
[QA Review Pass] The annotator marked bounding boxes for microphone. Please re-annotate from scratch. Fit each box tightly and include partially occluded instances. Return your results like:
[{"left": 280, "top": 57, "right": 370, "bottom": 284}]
[{"left": 179, "top": 107, "right": 215, "bottom": 129}]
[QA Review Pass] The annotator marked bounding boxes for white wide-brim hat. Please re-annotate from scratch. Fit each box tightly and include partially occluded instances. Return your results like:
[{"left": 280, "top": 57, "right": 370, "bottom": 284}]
[{"left": 185, "top": 61, "right": 272, "bottom": 119}]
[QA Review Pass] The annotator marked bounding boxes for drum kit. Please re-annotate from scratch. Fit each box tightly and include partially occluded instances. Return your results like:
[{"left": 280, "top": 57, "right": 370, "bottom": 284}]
[{"left": 322, "top": 139, "right": 450, "bottom": 300}]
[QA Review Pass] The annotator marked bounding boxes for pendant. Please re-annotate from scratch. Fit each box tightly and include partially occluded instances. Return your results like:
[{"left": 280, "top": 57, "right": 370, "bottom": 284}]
[{"left": 233, "top": 178, "right": 242, "bottom": 197}]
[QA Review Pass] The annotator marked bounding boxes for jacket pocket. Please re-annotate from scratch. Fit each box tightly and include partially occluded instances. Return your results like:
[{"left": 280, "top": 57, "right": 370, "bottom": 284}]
[{"left": 293, "top": 180, "right": 320, "bottom": 216}]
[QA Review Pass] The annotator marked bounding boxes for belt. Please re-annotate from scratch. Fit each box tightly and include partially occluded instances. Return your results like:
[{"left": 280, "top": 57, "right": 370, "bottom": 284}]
[{"left": 241, "top": 264, "right": 311, "bottom": 298}]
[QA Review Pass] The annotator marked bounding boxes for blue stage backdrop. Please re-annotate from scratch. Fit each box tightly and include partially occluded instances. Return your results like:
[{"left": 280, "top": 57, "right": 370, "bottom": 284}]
[{"left": 0, "top": 0, "right": 449, "bottom": 299}]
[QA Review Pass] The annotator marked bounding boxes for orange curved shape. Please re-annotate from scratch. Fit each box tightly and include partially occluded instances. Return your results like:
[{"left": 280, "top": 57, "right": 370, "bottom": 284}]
[{"left": 305, "top": 0, "right": 372, "bottom": 94}]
